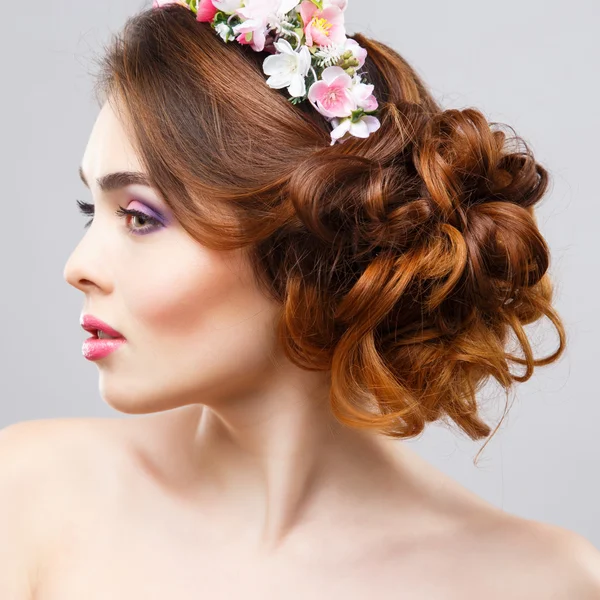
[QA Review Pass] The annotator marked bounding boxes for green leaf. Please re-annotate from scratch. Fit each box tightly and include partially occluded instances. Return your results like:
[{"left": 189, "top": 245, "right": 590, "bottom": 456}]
[{"left": 350, "top": 108, "right": 366, "bottom": 123}]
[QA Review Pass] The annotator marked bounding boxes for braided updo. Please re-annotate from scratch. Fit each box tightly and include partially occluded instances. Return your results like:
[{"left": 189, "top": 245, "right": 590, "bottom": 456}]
[{"left": 97, "top": 5, "right": 565, "bottom": 445}]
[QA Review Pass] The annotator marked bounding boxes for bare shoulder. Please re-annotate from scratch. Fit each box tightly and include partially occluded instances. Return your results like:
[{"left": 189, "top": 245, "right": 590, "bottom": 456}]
[
  {"left": 0, "top": 417, "right": 133, "bottom": 511},
  {"left": 0, "top": 407, "right": 202, "bottom": 496},
  {"left": 0, "top": 409, "right": 196, "bottom": 503},
  {"left": 0, "top": 417, "right": 139, "bottom": 584},
  {"left": 0, "top": 418, "right": 113, "bottom": 597},
  {"left": 0, "top": 409, "right": 197, "bottom": 598},
  {"left": 515, "top": 518, "right": 600, "bottom": 598},
  {"left": 466, "top": 511, "right": 600, "bottom": 599},
  {"left": 0, "top": 416, "right": 131, "bottom": 476},
  {"left": 0, "top": 417, "right": 109, "bottom": 498}
]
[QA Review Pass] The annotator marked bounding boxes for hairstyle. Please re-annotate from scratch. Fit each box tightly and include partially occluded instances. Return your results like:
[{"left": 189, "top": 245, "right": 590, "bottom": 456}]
[{"left": 93, "top": 4, "right": 565, "bottom": 455}]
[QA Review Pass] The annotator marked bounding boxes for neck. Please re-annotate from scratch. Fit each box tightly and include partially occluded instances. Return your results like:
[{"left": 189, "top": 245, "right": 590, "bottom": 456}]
[{"left": 142, "top": 365, "right": 432, "bottom": 558}]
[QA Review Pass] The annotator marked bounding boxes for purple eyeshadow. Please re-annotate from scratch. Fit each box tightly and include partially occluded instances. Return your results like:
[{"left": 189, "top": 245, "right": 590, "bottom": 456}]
[{"left": 128, "top": 198, "right": 171, "bottom": 227}]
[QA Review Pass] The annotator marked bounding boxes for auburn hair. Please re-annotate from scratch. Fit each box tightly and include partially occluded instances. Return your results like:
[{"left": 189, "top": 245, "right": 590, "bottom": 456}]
[{"left": 94, "top": 5, "right": 565, "bottom": 454}]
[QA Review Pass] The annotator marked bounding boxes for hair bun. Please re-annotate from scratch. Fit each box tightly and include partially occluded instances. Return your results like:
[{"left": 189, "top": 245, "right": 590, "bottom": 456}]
[
  {"left": 417, "top": 108, "right": 551, "bottom": 309},
  {"left": 278, "top": 104, "right": 565, "bottom": 445}
]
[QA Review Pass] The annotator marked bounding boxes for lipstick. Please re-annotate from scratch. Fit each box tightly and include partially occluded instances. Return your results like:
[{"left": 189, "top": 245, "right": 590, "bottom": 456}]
[{"left": 80, "top": 314, "right": 127, "bottom": 361}]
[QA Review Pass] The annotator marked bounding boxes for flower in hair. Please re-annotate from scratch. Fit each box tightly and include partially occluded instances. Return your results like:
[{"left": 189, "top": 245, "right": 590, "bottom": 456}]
[
  {"left": 308, "top": 66, "right": 379, "bottom": 141},
  {"left": 298, "top": 1, "right": 345, "bottom": 47},
  {"left": 152, "top": 0, "right": 381, "bottom": 145},
  {"left": 262, "top": 38, "right": 312, "bottom": 97},
  {"left": 228, "top": 0, "right": 302, "bottom": 50},
  {"left": 197, "top": 0, "right": 218, "bottom": 20}
]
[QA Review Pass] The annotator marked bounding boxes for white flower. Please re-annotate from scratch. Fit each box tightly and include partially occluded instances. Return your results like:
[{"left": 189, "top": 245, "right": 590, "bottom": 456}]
[
  {"left": 262, "top": 38, "right": 312, "bottom": 98},
  {"left": 268, "top": 0, "right": 302, "bottom": 32},
  {"left": 236, "top": 0, "right": 301, "bottom": 30},
  {"left": 278, "top": 0, "right": 301, "bottom": 13},
  {"left": 329, "top": 114, "right": 380, "bottom": 145},
  {"left": 212, "top": 0, "right": 244, "bottom": 12},
  {"left": 214, "top": 22, "right": 233, "bottom": 41}
]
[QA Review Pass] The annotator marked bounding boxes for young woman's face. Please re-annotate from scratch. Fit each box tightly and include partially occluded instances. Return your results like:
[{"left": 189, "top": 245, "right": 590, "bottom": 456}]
[{"left": 64, "top": 100, "right": 283, "bottom": 414}]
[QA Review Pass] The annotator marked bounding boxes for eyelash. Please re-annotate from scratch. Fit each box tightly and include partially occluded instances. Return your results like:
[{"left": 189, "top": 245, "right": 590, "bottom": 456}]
[{"left": 76, "top": 199, "right": 163, "bottom": 236}]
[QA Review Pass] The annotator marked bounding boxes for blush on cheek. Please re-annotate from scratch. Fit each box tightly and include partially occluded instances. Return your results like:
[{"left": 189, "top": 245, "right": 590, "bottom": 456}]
[
  {"left": 124, "top": 243, "right": 250, "bottom": 341},
  {"left": 130, "top": 271, "right": 223, "bottom": 339}
]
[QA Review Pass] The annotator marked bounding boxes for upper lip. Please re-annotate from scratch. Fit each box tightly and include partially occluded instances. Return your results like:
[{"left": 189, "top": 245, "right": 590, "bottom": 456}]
[{"left": 80, "top": 314, "right": 125, "bottom": 339}]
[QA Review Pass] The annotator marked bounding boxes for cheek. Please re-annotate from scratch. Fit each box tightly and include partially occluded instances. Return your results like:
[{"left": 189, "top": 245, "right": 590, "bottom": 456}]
[{"left": 120, "top": 241, "right": 277, "bottom": 350}]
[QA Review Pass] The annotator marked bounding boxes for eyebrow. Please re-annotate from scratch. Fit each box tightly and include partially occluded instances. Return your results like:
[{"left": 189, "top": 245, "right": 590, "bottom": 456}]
[{"left": 78, "top": 166, "right": 151, "bottom": 192}]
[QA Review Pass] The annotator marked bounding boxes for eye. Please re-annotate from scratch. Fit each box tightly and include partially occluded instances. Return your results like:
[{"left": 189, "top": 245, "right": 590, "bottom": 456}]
[
  {"left": 114, "top": 206, "right": 163, "bottom": 235},
  {"left": 76, "top": 199, "right": 164, "bottom": 236}
]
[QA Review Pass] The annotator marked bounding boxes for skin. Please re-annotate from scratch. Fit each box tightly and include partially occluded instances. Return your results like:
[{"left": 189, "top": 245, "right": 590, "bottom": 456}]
[{"left": 23, "top": 98, "right": 600, "bottom": 598}]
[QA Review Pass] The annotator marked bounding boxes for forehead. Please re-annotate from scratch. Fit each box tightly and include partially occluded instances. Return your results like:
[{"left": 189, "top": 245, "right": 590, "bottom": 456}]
[{"left": 81, "top": 101, "right": 143, "bottom": 180}]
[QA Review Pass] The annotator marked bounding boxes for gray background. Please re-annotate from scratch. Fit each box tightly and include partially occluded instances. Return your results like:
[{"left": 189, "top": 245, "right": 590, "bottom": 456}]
[{"left": 1, "top": 0, "right": 598, "bottom": 546}]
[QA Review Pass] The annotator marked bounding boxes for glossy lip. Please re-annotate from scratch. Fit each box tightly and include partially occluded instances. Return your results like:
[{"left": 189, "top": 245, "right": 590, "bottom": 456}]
[
  {"left": 81, "top": 337, "right": 126, "bottom": 361},
  {"left": 80, "top": 314, "right": 125, "bottom": 339}
]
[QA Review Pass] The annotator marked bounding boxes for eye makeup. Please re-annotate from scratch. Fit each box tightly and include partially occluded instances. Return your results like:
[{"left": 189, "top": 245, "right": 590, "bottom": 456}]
[{"left": 76, "top": 198, "right": 169, "bottom": 236}]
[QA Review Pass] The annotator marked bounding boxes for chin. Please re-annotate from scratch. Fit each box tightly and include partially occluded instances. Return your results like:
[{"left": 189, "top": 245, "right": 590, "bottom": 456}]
[{"left": 98, "top": 379, "right": 182, "bottom": 415}]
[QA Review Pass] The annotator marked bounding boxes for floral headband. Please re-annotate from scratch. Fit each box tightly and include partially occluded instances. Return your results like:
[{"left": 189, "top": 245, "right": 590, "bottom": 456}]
[{"left": 152, "top": 0, "right": 381, "bottom": 145}]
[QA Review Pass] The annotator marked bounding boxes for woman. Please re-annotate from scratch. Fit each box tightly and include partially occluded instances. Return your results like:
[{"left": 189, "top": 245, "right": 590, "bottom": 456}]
[{"left": 2, "top": 1, "right": 599, "bottom": 597}]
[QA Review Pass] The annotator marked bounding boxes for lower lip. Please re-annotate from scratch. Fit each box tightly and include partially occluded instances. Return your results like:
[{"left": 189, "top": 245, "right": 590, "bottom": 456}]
[{"left": 82, "top": 336, "right": 127, "bottom": 360}]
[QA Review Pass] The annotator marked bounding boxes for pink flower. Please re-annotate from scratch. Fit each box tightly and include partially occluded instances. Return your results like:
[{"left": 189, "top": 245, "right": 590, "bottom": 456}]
[
  {"left": 232, "top": 0, "right": 273, "bottom": 51},
  {"left": 235, "top": 0, "right": 273, "bottom": 22},
  {"left": 232, "top": 20, "right": 269, "bottom": 51},
  {"left": 298, "top": 1, "right": 345, "bottom": 47},
  {"left": 344, "top": 38, "right": 367, "bottom": 69},
  {"left": 196, "top": 0, "right": 218, "bottom": 22},
  {"left": 350, "top": 79, "right": 378, "bottom": 111},
  {"left": 307, "top": 66, "right": 356, "bottom": 118}
]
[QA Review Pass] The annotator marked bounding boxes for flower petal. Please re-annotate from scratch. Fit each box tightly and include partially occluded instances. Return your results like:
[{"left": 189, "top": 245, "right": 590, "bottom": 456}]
[
  {"left": 351, "top": 82, "right": 374, "bottom": 103},
  {"left": 212, "top": 0, "right": 244, "bottom": 12},
  {"left": 196, "top": 0, "right": 218, "bottom": 21},
  {"left": 320, "top": 66, "right": 350, "bottom": 86},
  {"left": 298, "top": 45, "right": 312, "bottom": 75},
  {"left": 266, "top": 72, "right": 293, "bottom": 89},
  {"left": 262, "top": 53, "right": 293, "bottom": 76},
  {"left": 273, "top": 38, "right": 295, "bottom": 55},
  {"left": 330, "top": 117, "right": 352, "bottom": 145},
  {"left": 320, "top": 5, "right": 344, "bottom": 24},
  {"left": 349, "top": 118, "right": 369, "bottom": 138},
  {"left": 288, "top": 74, "right": 306, "bottom": 97},
  {"left": 299, "top": 1, "right": 318, "bottom": 25},
  {"left": 279, "top": 0, "right": 301, "bottom": 13},
  {"left": 362, "top": 115, "right": 381, "bottom": 133}
]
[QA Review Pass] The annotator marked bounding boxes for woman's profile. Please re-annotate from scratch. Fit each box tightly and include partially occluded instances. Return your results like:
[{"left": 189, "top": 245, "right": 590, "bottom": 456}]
[{"left": 1, "top": 0, "right": 599, "bottom": 597}]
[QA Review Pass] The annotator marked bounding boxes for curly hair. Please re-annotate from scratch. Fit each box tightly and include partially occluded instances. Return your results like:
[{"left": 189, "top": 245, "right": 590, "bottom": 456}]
[{"left": 94, "top": 4, "right": 565, "bottom": 452}]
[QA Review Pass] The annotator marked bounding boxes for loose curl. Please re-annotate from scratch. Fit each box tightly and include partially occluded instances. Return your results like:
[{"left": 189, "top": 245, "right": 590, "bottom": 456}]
[{"left": 94, "top": 5, "right": 565, "bottom": 456}]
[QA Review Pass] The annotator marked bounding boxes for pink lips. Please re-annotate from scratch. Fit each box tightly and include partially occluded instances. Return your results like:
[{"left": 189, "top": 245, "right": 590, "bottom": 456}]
[{"left": 80, "top": 314, "right": 127, "bottom": 361}]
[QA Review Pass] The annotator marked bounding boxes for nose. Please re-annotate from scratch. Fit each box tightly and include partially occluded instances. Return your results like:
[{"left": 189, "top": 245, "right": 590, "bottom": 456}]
[{"left": 63, "top": 226, "right": 113, "bottom": 294}]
